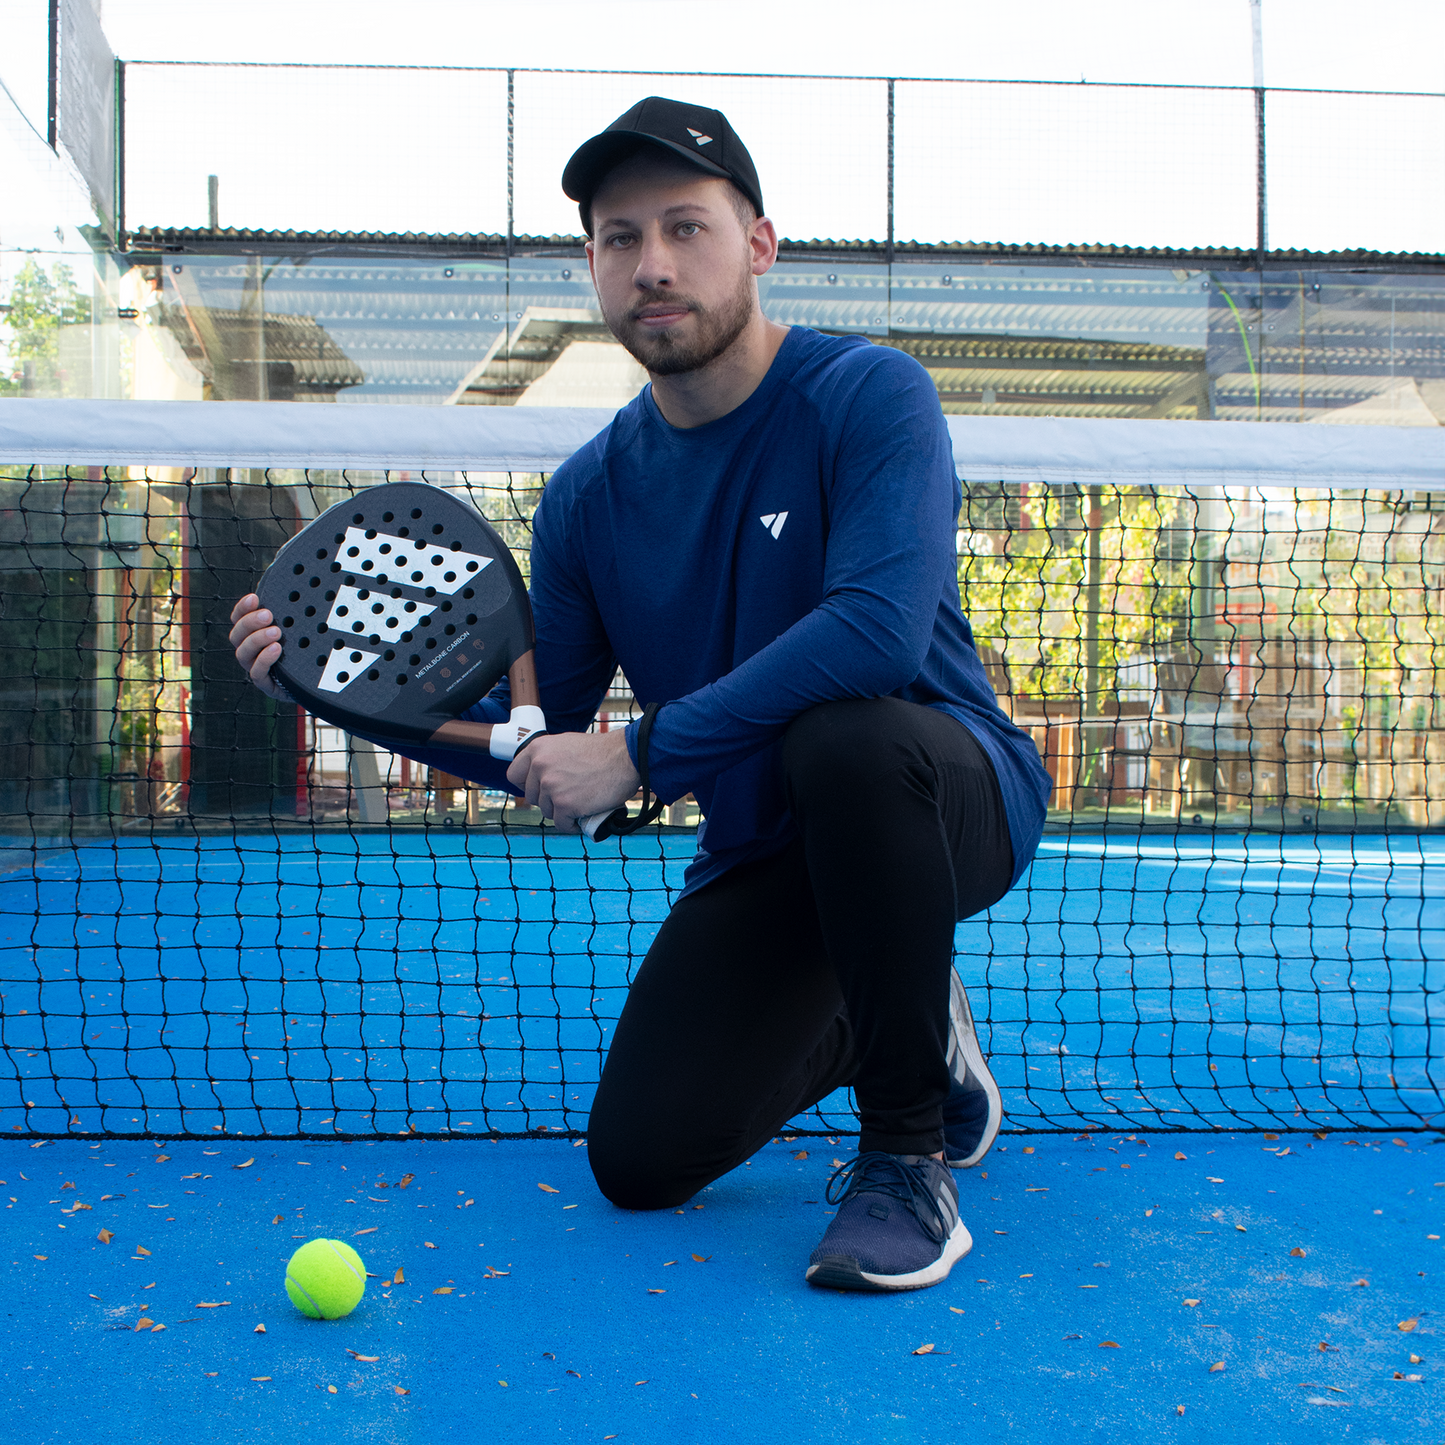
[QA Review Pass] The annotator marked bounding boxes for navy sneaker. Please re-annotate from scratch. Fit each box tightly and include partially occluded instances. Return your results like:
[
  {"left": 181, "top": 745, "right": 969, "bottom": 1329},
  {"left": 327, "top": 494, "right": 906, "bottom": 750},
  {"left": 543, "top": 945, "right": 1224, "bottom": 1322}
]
[
  {"left": 805, "top": 1152, "right": 971, "bottom": 1292},
  {"left": 942, "top": 966, "right": 1002, "bottom": 1168}
]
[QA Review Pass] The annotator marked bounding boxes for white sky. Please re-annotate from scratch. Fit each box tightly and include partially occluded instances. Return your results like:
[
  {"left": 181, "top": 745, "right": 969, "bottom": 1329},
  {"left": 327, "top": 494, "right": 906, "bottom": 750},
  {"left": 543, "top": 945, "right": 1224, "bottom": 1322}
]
[{"left": 1, "top": 0, "right": 1443, "bottom": 249}]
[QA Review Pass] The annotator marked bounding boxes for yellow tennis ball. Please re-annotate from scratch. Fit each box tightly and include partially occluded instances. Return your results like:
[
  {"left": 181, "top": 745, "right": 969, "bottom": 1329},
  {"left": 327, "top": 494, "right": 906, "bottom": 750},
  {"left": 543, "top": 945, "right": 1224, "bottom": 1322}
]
[{"left": 285, "top": 1238, "right": 366, "bottom": 1320}]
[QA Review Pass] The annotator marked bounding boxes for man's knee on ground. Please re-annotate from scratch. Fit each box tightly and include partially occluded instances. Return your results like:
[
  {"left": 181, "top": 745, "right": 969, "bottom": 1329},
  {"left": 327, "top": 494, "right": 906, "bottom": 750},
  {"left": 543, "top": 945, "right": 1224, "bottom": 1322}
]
[{"left": 587, "top": 1133, "right": 699, "bottom": 1211}]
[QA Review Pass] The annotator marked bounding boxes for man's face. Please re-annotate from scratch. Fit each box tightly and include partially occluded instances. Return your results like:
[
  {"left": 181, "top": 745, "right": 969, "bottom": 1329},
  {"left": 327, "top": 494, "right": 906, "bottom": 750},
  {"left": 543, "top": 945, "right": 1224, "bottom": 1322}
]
[{"left": 586, "top": 154, "right": 762, "bottom": 377}]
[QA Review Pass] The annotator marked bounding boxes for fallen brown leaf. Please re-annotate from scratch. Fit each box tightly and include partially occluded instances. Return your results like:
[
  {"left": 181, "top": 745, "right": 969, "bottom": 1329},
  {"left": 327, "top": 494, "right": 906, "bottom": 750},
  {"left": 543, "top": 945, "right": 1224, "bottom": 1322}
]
[
  {"left": 538, "top": 1183, "right": 559, "bottom": 1194},
  {"left": 691, "top": 1254, "right": 710, "bottom": 1263},
  {"left": 912, "top": 1343, "right": 936, "bottom": 1355},
  {"left": 424, "top": 1241, "right": 436, "bottom": 1249},
  {"left": 354, "top": 1227, "right": 377, "bottom": 1236},
  {"left": 1354, "top": 1279, "right": 1370, "bottom": 1287},
  {"left": 271, "top": 1214, "right": 284, "bottom": 1225},
  {"left": 949, "top": 1306, "right": 965, "bottom": 1315},
  {"left": 352, "top": 1354, "right": 380, "bottom": 1363},
  {"left": 32, "top": 1255, "right": 47, "bottom": 1261},
  {"left": 1176, "top": 1406, "right": 1185, "bottom": 1417},
  {"left": 154, "top": 1155, "right": 170, "bottom": 1163},
  {"left": 394, "top": 1386, "right": 409, "bottom": 1396},
  {"left": 96, "top": 1229, "right": 113, "bottom": 1244},
  {"left": 1289, "top": 1247, "right": 1306, "bottom": 1257},
  {"left": 150, "top": 1324, "right": 166, "bottom": 1333},
  {"left": 196, "top": 1301, "right": 231, "bottom": 1308},
  {"left": 135, "top": 1246, "right": 151, "bottom": 1256},
  {"left": 1209, "top": 1362, "right": 1225, "bottom": 1373},
  {"left": 647, "top": 1288, "right": 666, "bottom": 1294},
  {"left": 136, "top": 1318, "right": 154, "bottom": 1331},
  {"left": 1235, "top": 1225, "right": 1247, "bottom": 1233},
  {"left": 254, "top": 1324, "right": 265, "bottom": 1333},
  {"left": 1022, "top": 1146, "right": 1035, "bottom": 1154},
  {"left": 1099, "top": 1341, "right": 1120, "bottom": 1349},
  {"left": 327, "top": 1386, "right": 337, "bottom": 1394},
  {"left": 251, "top": 1377, "right": 271, "bottom": 1383},
  {"left": 433, "top": 1287, "right": 453, "bottom": 1295},
  {"left": 1175, "top": 1152, "right": 1187, "bottom": 1160},
  {"left": 1263, "top": 1133, "right": 1278, "bottom": 1141},
  {"left": 234, "top": 1158, "right": 254, "bottom": 1170},
  {"left": 793, "top": 1151, "right": 808, "bottom": 1160},
  {"left": 1183, "top": 1299, "right": 1201, "bottom": 1307},
  {"left": 1399, "top": 1319, "right": 1419, "bottom": 1333},
  {"left": 398, "top": 1174, "right": 415, "bottom": 1189},
  {"left": 1410, "top": 1353, "right": 1423, "bottom": 1364},
  {"left": 393, "top": 1268, "right": 404, "bottom": 1284}
]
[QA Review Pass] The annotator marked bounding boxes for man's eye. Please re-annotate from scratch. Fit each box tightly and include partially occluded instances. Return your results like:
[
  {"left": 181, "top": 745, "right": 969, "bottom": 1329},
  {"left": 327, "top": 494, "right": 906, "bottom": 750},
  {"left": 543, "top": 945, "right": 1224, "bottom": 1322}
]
[{"left": 676, "top": 223, "right": 700, "bottom": 237}]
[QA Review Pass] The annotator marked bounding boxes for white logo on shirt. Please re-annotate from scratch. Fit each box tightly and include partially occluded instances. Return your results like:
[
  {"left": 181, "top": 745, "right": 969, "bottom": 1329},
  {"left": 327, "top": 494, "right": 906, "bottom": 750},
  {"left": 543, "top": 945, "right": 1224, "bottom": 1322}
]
[{"left": 759, "top": 511, "right": 788, "bottom": 540}]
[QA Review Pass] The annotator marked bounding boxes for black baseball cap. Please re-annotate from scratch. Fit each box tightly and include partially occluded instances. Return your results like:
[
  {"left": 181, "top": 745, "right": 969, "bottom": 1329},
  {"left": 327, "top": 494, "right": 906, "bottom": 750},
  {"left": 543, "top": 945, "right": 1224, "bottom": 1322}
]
[{"left": 562, "top": 96, "right": 764, "bottom": 237}]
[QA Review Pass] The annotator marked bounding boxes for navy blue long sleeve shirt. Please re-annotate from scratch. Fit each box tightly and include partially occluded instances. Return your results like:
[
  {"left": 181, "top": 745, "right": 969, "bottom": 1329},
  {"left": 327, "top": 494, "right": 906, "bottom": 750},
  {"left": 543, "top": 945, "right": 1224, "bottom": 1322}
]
[{"left": 388, "top": 326, "right": 1051, "bottom": 899}]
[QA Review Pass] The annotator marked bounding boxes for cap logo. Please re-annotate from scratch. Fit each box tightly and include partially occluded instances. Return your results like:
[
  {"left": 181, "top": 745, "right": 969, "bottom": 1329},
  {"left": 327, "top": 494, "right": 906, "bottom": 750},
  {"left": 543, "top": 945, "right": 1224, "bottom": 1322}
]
[{"left": 686, "top": 127, "right": 714, "bottom": 146}]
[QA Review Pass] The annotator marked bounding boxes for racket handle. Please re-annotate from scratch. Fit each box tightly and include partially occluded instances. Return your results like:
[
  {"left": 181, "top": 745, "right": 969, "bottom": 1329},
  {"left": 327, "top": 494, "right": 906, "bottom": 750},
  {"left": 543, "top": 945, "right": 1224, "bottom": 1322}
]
[
  {"left": 428, "top": 709, "right": 542, "bottom": 760},
  {"left": 487, "top": 705, "right": 546, "bottom": 761},
  {"left": 578, "top": 806, "right": 630, "bottom": 842}
]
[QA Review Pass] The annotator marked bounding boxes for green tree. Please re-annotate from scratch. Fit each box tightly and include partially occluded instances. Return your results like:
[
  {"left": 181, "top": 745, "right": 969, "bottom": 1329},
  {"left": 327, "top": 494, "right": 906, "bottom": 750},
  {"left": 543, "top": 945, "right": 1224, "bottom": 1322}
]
[
  {"left": 958, "top": 481, "right": 1193, "bottom": 707},
  {"left": 0, "top": 259, "right": 93, "bottom": 396}
]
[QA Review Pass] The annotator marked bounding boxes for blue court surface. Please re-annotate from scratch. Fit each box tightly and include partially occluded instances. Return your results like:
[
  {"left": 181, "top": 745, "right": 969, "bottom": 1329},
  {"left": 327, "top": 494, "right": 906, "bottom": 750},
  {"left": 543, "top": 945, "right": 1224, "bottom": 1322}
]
[
  {"left": 1, "top": 1131, "right": 1440, "bottom": 1444},
  {"left": 1, "top": 829, "right": 1440, "bottom": 1440}
]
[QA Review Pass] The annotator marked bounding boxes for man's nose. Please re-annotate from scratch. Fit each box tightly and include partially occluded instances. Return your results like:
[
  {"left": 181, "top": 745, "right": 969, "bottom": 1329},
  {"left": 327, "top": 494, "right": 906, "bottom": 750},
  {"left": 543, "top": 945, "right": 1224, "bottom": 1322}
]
[{"left": 631, "top": 230, "right": 676, "bottom": 291}]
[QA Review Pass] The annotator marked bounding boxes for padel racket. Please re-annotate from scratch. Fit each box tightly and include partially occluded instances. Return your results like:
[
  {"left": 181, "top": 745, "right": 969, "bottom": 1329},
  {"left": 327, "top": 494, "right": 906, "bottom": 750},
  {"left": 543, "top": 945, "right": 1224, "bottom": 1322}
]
[{"left": 254, "top": 481, "right": 629, "bottom": 840}]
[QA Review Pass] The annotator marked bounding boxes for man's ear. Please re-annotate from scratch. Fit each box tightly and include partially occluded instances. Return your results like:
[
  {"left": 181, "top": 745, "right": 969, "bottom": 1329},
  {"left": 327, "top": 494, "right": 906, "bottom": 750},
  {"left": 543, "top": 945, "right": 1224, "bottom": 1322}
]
[{"left": 749, "top": 216, "right": 779, "bottom": 278}]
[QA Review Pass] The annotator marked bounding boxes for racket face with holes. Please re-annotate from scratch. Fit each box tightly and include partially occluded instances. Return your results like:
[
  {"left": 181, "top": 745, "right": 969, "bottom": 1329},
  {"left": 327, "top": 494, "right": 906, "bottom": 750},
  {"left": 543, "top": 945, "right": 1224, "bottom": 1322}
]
[{"left": 255, "top": 482, "right": 532, "bottom": 746}]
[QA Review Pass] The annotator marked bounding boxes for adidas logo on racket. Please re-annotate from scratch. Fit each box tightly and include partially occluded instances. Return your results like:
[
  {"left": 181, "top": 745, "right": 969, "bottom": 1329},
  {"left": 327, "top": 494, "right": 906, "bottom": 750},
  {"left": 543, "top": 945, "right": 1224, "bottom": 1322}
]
[{"left": 255, "top": 482, "right": 647, "bottom": 841}]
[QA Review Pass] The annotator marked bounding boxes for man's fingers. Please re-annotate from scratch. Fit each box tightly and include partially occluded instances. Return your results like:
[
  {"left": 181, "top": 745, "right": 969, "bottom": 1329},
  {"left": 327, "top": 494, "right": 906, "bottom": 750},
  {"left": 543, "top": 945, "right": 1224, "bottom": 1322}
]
[
  {"left": 229, "top": 593, "right": 261, "bottom": 627},
  {"left": 235, "top": 625, "right": 282, "bottom": 673},
  {"left": 228, "top": 606, "right": 273, "bottom": 652},
  {"left": 248, "top": 640, "right": 281, "bottom": 687},
  {"left": 504, "top": 750, "right": 533, "bottom": 794}
]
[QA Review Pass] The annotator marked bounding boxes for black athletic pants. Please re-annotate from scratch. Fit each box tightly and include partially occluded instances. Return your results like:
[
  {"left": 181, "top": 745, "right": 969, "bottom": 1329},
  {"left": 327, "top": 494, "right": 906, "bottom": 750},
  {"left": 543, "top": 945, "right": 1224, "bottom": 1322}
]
[{"left": 587, "top": 697, "right": 1014, "bottom": 1210}]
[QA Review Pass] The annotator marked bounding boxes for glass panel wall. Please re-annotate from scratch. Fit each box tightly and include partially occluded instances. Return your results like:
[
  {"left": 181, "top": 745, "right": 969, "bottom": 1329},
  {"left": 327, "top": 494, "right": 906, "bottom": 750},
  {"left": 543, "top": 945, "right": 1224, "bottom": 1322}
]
[{"left": 83, "top": 250, "right": 1445, "bottom": 427}]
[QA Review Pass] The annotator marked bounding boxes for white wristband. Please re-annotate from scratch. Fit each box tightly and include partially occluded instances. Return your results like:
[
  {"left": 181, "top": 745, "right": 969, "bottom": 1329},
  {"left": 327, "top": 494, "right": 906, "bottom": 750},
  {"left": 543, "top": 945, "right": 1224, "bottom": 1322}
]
[{"left": 488, "top": 705, "right": 547, "bottom": 761}]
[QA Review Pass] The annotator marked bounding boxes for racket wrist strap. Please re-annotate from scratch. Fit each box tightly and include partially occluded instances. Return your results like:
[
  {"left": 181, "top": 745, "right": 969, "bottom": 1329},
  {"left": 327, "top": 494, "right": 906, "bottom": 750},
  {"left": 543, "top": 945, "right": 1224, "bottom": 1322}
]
[
  {"left": 610, "top": 702, "right": 666, "bottom": 836},
  {"left": 489, "top": 705, "right": 547, "bottom": 761}
]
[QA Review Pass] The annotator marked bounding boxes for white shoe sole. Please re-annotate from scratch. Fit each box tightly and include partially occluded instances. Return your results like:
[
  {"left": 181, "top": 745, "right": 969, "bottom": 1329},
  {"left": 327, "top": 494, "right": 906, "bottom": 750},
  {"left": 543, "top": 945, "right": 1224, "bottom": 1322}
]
[
  {"left": 805, "top": 1216, "right": 974, "bottom": 1293},
  {"left": 945, "top": 967, "right": 1002, "bottom": 1169}
]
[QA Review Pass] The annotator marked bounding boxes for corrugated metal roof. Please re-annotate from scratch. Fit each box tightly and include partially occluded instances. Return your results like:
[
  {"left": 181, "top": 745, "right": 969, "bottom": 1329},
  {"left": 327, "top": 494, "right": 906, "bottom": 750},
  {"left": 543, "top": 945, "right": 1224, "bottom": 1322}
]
[{"left": 126, "top": 226, "right": 1445, "bottom": 269}]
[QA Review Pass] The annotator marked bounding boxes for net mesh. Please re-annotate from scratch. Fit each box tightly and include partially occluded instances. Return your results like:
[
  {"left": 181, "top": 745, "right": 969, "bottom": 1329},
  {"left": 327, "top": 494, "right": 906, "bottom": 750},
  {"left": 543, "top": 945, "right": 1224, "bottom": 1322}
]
[{"left": 0, "top": 462, "right": 1440, "bottom": 1139}]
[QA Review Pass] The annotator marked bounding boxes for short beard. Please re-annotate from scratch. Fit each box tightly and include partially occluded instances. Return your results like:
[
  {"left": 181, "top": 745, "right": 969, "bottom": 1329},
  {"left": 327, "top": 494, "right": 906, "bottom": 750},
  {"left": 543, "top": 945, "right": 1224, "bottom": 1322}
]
[{"left": 602, "top": 267, "right": 756, "bottom": 378}]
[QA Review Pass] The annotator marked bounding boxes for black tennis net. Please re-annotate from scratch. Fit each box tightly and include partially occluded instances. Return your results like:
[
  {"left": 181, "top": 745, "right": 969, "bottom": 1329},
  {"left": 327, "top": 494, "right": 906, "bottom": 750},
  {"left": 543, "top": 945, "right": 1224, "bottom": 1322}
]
[{"left": 1, "top": 462, "right": 1440, "bottom": 1138}]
